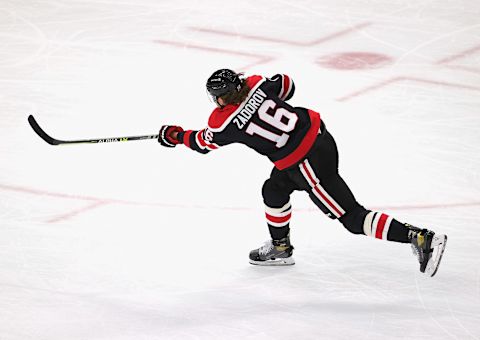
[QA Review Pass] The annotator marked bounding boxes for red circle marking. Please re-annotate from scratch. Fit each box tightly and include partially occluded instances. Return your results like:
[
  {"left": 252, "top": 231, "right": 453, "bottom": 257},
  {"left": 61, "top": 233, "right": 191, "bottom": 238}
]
[{"left": 317, "top": 52, "right": 392, "bottom": 70}]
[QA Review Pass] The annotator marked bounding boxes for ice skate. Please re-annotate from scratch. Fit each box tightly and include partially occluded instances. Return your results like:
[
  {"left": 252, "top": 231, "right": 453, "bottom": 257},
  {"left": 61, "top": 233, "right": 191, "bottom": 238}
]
[
  {"left": 249, "top": 237, "right": 295, "bottom": 266},
  {"left": 409, "top": 228, "right": 447, "bottom": 277}
]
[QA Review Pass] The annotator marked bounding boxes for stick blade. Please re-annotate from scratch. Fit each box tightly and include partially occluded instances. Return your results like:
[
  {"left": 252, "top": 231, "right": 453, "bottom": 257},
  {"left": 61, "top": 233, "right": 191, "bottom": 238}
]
[{"left": 28, "top": 115, "right": 61, "bottom": 145}]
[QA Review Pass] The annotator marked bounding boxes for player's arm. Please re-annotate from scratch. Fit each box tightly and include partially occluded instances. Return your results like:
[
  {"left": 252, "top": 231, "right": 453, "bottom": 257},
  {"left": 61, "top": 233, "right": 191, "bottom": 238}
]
[
  {"left": 177, "top": 128, "right": 221, "bottom": 154},
  {"left": 268, "top": 74, "right": 295, "bottom": 101},
  {"left": 158, "top": 125, "right": 220, "bottom": 154}
]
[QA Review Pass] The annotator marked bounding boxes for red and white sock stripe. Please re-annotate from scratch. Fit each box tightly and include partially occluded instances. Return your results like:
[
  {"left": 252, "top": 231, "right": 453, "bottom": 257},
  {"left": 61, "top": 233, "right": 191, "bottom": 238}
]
[
  {"left": 279, "top": 75, "right": 293, "bottom": 101},
  {"left": 196, "top": 130, "right": 219, "bottom": 151},
  {"left": 265, "top": 201, "right": 292, "bottom": 227},
  {"left": 363, "top": 212, "right": 393, "bottom": 240},
  {"left": 299, "top": 159, "right": 345, "bottom": 219}
]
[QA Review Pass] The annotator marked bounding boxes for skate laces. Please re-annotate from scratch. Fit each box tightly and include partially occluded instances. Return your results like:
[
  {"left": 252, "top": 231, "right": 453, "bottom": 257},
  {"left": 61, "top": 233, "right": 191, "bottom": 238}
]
[
  {"left": 259, "top": 240, "right": 274, "bottom": 256},
  {"left": 411, "top": 232, "right": 426, "bottom": 262},
  {"left": 411, "top": 244, "right": 421, "bottom": 261}
]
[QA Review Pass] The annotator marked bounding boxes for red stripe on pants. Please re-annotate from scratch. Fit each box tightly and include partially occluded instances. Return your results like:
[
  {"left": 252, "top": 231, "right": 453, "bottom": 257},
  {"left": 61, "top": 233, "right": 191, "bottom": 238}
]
[
  {"left": 312, "top": 186, "right": 343, "bottom": 217},
  {"left": 301, "top": 162, "right": 343, "bottom": 217}
]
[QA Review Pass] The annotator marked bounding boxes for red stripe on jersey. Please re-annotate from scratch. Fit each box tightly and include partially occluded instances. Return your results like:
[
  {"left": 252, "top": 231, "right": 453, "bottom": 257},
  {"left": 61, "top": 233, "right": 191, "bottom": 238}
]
[
  {"left": 301, "top": 162, "right": 343, "bottom": 217},
  {"left": 183, "top": 130, "right": 193, "bottom": 148},
  {"left": 197, "top": 130, "right": 207, "bottom": 147},
  {"left": 208, "top": 105, "right": 237, "bottom": 130},
  {"left": 266, "top": 212, "right": 291, "bottom": 224},
  {"left": 282, "top": 75, "right": 291, "bottom": 100},
  {"left": 196, "top": 130, "right": 219, "bottom": 150},
  {"left": 207, "top": 75, "right": 264, "bottom": 130},
  {"left": 375, "top": 214, "right": 389, "bottom": 239},
  {"left": 274, "top": 109, "right": 321, "bottom": 170},
  {"left": 246, "top": 75, "right": 264, "bottom": 88}
]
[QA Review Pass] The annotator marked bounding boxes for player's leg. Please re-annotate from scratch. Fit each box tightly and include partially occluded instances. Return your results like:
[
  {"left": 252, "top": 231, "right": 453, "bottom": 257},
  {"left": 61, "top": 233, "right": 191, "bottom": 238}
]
[
  {"left": 292, "top": 130, "right": 447, "bottom": 276},
  {"left": 262, "top": 168, "right": 296, "bottom": 240},
  {"left": 249, "top": 167, "right": 297, "bottom": 266}
]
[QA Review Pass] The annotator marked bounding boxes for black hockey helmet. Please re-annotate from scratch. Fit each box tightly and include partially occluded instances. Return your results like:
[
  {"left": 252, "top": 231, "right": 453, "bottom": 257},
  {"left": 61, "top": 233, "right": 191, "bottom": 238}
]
[{"left": 206, "top": 69, "right": 242, "bottom": 106}]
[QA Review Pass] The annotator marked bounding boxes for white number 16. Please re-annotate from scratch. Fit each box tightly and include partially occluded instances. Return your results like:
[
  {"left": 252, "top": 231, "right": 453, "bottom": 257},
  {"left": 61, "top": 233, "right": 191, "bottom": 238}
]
[{"left": 245, "top": 99, "right": 298, "bottom": 148}]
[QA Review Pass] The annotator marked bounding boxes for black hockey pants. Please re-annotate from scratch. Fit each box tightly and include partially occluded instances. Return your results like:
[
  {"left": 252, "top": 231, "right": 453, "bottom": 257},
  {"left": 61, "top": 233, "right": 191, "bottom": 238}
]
[{"left": 262, "top": 124, "right": 370, "bottom": 237}]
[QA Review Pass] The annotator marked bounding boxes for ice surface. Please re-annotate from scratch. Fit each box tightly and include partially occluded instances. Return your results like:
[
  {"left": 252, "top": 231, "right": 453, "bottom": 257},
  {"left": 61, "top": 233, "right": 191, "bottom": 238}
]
[{"left": 1, "top": 1, "right": 479, "bottom": 339}]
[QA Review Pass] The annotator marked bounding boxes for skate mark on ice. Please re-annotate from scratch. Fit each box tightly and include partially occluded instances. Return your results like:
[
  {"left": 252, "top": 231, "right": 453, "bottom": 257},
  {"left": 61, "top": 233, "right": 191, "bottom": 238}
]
[
  {"left": 446, "top": 297, "right": 479, "bottom": 339},
  {"left": 414, "top": 276, "right": 457, "bottom": 339}
]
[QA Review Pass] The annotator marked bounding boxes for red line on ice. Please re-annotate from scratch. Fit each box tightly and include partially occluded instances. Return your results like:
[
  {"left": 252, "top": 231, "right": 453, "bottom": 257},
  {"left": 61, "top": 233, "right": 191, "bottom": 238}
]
[
  {"left": 436, "top": 44, "right": 480, "bottom": 64},
  {"left": 152, "top": 39, "right": 273, "bottom": 70},
  {"left": 444, "top": 65, "right": 480, "bottom": 75},
  {"left": 190, "top": 22, "right": 371, "bottom": 47},
  {"left": 46, "top": 201, "right": 109, "bottom": 223},
  {"left": 2, "top": 183, "right": 480, "bottom": 224},
  {"left": 0, "top": 183, "right": 101, "bottom": 201},
  {"left": 435, "top": 43, "right": 480, "bottom": 75},
  {"left": 337, "top": 76, "right": 480, "bottom": 101}
]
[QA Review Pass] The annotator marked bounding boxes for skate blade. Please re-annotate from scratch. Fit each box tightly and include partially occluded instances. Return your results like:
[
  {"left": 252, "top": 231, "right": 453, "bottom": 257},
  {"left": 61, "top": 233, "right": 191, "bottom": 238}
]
[
  {"left": 425, "top": 234, "right": 447, "bottom": 277},
  {"left": 249, "top": 257, "right": 295, "bottom": 266}
]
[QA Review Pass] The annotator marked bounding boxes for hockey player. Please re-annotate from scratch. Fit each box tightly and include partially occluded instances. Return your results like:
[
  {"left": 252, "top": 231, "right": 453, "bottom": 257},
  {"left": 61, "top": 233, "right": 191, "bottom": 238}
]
[{"left": 158, "top": 69, "right": 447, "bottom": 277}]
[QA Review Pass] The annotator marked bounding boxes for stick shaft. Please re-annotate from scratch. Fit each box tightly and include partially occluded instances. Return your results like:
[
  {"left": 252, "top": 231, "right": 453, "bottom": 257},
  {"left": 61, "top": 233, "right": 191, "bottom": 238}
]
[{"left": 28, "top": 115, "right": 159, "bottom": 145}]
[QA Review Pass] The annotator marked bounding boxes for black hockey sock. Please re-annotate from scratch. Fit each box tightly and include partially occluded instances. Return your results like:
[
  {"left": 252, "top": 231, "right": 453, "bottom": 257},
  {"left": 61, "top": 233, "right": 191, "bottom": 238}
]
[
  {"left": 268, "top": 225, "right": 290, "bottom": 240},
  {"left": 387, "top": 220, "right": 412, "bottom": 243}
]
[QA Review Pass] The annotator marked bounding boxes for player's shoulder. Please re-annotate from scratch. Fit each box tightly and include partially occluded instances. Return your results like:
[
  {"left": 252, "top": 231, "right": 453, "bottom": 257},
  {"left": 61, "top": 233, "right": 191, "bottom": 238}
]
[
  {"left": 262, "top": 73, "right": 292, "bottom": 90},
  {"left": 245, "top": 74, "right": 264, "bottom": 88},
  {"left": 264, "top": 73, "right": 295, "bottom": 100},
  {"left": 267, "top": 73, "right": 292, "bottom": 83},
  {"left": 207, "top": 75, "right": 266, "bottom": 132},
  {"left": 207, "top": 105, "right": 238, "bottom": 131}
]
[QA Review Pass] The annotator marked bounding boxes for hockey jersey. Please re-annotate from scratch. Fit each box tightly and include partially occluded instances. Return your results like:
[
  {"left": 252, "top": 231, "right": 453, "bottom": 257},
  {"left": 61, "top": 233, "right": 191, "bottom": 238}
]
[{"left": 176, "top": 74, "right": 322, "bottom": 170}]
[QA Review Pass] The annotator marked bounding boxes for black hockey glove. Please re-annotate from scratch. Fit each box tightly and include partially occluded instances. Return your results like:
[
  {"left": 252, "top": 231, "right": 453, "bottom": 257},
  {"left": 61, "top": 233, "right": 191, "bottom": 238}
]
[{"left": 158, "top": 125, "right": 184, "bottom": 147}]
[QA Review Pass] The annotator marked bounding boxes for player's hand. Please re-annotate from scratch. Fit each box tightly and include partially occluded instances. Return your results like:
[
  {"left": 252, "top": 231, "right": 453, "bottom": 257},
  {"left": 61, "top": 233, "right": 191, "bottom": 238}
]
[{"left": 158, "top": 125, "right": 184, "bottom": 147}]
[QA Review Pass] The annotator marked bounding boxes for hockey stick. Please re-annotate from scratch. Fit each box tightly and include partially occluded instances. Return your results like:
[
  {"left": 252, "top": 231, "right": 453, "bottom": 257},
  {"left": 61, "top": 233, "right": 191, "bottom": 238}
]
[{"left": 28, "top": 115, "right": 159, "bottom": 146}]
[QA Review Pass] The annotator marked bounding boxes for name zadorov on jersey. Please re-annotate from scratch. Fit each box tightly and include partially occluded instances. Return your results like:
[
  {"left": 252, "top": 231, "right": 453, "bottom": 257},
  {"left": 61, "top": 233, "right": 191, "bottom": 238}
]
[{"left": 232, "top": 88, "right": 267, "bottom": 129}]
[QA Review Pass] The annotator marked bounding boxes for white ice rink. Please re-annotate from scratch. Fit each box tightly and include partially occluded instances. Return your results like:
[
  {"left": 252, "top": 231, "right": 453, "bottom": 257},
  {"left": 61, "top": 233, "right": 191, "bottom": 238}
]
[{"left": 1, "top": 0, "right": 480, "bottom": 339}]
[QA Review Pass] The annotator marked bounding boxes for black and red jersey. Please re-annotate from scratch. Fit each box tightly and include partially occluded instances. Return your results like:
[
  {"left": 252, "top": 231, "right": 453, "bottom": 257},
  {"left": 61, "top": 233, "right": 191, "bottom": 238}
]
[{"left": 176, "top": 74, "right": 322, "bottom": 170}]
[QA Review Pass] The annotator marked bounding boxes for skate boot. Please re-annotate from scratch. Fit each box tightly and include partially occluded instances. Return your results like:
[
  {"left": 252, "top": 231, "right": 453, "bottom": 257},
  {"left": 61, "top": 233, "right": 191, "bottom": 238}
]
[
  {"left": 409, "top": 227, "right": 447, "bottom": 277},
  {"left": 249, "top": 236, "right": 294, "bottom": 266}
]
